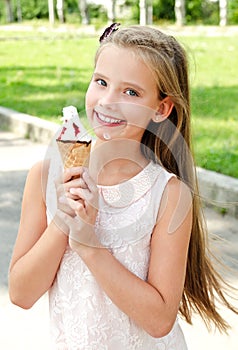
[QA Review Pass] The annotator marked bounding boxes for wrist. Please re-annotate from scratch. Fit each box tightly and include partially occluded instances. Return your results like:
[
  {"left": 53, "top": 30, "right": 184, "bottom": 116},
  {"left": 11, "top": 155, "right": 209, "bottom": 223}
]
[
  {"left": 69, "top": 237, "right": 106, "bottom": 260},
  {"left": 51, "top": 216, "right": 69, "bottom": 239}
]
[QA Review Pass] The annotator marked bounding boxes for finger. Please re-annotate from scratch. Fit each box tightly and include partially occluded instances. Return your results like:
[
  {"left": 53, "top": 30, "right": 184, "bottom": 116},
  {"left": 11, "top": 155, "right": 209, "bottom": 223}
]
[
  {"left": 60, "top": 181, "right": 82, "bottom": 202},
  {"left": 63, "top": 167, "right": 84, "bottom": 182},
  {"left": 64, "top": 196, "right": 87, "bottom": 217},
  {"left": 70, "top": 187, "right": 97, "bottom": 209},
  {"left": 82, "top": 170, "right": 98, "bottom": 193},
  {"left": 65, "top": 191, "right": 81, "bottom": 201},
  {"left": 64, "top": 177, "right": 88, "bottom": 193},
  {"left": 58, "top": 196, "right": 77, "bottom": 217},
  {"left": 69, "top": 187, "right": 85, "bottom": 198}
]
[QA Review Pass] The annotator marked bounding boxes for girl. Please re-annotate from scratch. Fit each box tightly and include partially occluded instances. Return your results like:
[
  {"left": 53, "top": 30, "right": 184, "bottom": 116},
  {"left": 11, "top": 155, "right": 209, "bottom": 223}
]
[{"left": 9, "top": 25, "right": 237, "bottom": 349}]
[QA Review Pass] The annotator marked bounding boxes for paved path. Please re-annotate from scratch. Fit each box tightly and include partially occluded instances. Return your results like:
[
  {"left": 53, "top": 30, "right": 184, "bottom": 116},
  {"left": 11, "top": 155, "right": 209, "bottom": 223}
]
[{"left": 0, "top": 131, "right": 237, "bottom": 349}]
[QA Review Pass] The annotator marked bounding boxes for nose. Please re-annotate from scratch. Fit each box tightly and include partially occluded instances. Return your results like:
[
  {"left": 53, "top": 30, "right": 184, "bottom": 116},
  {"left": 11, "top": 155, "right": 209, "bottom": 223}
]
[{"left": 98, "top": 87, "right": 118, "bottom": 110}]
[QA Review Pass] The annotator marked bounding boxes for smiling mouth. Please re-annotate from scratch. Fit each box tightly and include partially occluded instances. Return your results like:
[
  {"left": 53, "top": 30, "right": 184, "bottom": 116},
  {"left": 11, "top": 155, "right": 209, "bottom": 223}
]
[{"left": 95, "top": 111, "right": 126, "bottom": 126}]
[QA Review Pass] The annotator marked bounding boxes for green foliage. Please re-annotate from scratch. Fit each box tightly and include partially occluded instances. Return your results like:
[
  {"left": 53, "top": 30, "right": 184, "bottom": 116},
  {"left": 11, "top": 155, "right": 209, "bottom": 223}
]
[
  {"left": 201, "top": 0, "right": 219, "bottom": 25},
  {"left": 186, "top": 0, "right": 202, "bottom": 23},
  {"left": 153, "top": 0, "right": 175, "bottom": 21},
  {"left": 124, "top": 0, "right": 139, "bottom": 22},
  {"left": 1, "top": 0, "right": 238, "bottom": 25},
  {"left": 228, "top": 0, "right": 238, "bottom": 24},
  {"left": 64, "top": 1, "right": 108, "bottom": 25},
  {"left": 14, "top": 0, "right": 49, "bottom": 20},
  {"left": 87, "top": 4, "right": 107, "bottom": 22}
]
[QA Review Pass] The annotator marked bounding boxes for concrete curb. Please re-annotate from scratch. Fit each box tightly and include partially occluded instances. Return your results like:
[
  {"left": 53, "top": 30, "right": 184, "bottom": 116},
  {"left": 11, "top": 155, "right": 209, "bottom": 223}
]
[
  {"left": 0, "top": 106, "right": 58, "bottom": 143},
  {"left": 1, "top": 106, "right": 238, "bottom": 219},
  {"left": 197, "top": 167, "right": 238, "bottom": 218}
]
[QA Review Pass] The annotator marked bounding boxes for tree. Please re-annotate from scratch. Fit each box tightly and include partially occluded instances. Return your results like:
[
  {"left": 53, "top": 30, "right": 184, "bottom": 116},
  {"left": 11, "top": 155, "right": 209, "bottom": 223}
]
[
  {"left": 147, "top": 0, "right": 153, "bottom": 24},
  {"left": 78, "top": 0, "right": 89, "bottom": 24},
  {"left": 5, "top": 0, "right": 14, "bottom": 22},
  {"left": 48, "top": 0, "right": 55, "bottom": 24},
  {"left": 139, "top": 0, "right": 153, "bottom": 25},
  {"left": 219, "top": 0, "right": 227, "bottom": 26},
  {"left": 175, "top": 0, "right": 185, "bottom": 26},
  {"left": 56, "top": 0, "right": 65, "bottom": 23},
  {"left": 106, "top": 0, "right": 117, "bottom": 23},
  {"left": 139, "top": 0, "right": 146, "bottom": 25},
  {"left": 16, "top": 0, "right": 22, "bottom": 22},
  {"left": 153, "top": 0, "right": 175, "bottom": 22}
]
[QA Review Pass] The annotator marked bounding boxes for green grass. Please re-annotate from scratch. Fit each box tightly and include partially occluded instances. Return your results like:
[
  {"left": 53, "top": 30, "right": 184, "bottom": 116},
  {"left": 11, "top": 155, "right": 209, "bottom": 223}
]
[
  {"left": 0, "top": 31, "right": 97, "bottom": 122},
  {"left": 180, "top": 36, "right": 238, "bottom": 177},
  {"left": 0, "top": 27, "right": 237, "bottom": 177}
]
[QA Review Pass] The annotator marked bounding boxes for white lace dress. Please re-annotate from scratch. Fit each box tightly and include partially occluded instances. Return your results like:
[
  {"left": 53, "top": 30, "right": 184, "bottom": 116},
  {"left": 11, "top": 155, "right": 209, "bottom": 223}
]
[{"left": 46, "top": 154, "right": 188, "bottom": 350}]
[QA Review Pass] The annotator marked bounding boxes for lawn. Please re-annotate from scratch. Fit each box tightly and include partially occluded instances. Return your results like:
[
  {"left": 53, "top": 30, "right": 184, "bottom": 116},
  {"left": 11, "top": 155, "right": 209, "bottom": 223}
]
[{"left": 0, "top": 27, "right": 237, "bottom": 178}]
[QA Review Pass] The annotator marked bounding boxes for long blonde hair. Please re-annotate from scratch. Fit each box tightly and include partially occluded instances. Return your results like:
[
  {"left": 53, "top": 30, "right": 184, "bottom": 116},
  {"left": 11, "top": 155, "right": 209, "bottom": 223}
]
[{"left": 97, "top": 25, "right": 238, "bottom": 332}]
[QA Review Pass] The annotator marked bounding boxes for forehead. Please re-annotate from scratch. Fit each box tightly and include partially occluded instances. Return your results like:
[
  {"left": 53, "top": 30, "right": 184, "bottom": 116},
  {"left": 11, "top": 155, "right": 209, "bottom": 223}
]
[{"left": 95, "top": 45, "right": 156, "bottom": 86}]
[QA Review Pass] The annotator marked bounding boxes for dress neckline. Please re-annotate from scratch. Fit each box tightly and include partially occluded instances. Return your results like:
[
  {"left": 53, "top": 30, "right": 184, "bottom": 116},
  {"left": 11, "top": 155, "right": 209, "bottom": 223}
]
[{"left": 97, "top": 161, "right": 162, "bottom": 208}]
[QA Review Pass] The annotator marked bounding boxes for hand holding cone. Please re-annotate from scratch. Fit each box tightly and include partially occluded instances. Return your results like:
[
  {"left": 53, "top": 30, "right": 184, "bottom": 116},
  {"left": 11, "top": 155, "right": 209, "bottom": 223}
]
[{"left": 56, "top": 106, "right": 92, "bottom": 177}]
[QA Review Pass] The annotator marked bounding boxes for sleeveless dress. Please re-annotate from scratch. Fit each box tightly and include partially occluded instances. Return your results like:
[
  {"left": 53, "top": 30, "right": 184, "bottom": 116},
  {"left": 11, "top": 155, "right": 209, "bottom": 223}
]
[{"left": 46, "top": 151, "right": 188, "bottom": 350}]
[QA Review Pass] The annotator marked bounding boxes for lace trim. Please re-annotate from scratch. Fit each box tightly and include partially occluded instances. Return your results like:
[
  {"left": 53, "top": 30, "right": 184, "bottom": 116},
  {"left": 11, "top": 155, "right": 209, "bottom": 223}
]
[{"left": 98, "top": 162, "right": 161, "bottom": 208}]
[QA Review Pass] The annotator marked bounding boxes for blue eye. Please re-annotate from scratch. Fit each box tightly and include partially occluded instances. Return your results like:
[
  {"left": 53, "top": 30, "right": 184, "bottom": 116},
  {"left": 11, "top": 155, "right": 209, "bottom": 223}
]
[
  {"left": 96, "top": 79, "right": 107, "bottom": 87},
  {"left": 125, "top": 89, "right": 138, "bottom": 97}
]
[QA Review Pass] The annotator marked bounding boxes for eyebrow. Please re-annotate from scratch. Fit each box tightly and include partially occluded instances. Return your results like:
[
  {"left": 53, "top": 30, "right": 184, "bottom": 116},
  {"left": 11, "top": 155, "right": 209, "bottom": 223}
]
[{"left": 93, "top": 72, "right": 145, "bottom": 93}]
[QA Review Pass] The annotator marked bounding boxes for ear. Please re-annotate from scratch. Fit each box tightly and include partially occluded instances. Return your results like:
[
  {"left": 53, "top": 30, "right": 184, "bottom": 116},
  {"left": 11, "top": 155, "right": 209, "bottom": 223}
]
[{"left": 152, "top": 97, "right": 174, "bottom": 123}]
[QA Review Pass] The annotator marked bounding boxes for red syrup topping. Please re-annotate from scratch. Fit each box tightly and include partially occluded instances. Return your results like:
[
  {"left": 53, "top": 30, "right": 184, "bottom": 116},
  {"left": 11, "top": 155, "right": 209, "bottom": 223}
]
[
  {"left": 73, "top": 122, "right": 80, "bottom": 137},
  {"left": 57, "top": 126, "right": 67, "bottom": 141}
]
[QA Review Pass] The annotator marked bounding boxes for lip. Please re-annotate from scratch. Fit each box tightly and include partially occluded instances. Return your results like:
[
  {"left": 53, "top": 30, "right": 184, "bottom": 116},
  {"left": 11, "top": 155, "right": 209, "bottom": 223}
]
[{"left": 94, "top": 111, "right": 126, "bottom": 127}]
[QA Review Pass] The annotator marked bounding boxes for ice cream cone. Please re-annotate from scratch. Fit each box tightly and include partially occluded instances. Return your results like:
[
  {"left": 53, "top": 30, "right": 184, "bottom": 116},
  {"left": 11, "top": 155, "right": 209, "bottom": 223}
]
[
  {"left": 56, "top": 105, "right": 92, "bottom": 178},
  {"left": 57, "top": 140, "right": 91, "bottom": 169}
]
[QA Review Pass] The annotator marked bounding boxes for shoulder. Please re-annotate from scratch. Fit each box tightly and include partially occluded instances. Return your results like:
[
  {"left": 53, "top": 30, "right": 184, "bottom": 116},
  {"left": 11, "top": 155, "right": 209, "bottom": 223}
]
[
  {"left": 150, "top": 161, "right": 192, "bottom": 202},
  {"left": 156, "top": 175, "right": 193, "bottom": 234},
  {"left": 165, "top": 176, "right": 192, "bottom": 199},
  {"left": 151, "top": 163, "right": 191, "bottom": 199}
]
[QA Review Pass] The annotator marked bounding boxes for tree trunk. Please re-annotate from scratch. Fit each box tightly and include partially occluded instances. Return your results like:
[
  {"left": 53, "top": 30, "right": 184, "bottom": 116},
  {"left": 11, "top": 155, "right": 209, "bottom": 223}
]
[
  {"left": 139, "top": 0, "right": 147, "bottom": 25},
  {"left": 219, "top": 0, "right": 227, "bottom": 26},
  {"left": 175, "top": 0, "right": 185, "bottom": 26},
  {"left": 48, "top": 0, "right": 55, "bottom": 25},
  {"left": 78, "top": 0, "right": 89, "bottom": 25},
  {"left": 107, "top": 0, "right": 117, "bottom": 23},
  {"left": 147, "top": 0, "right": 153, "bottom": 25},
  {"left": 5, "top": 0, "right": 14, "bottom": 23},
  {"left": 16, "top": 0, "right": 22, "bottom": 22},
  {"left": 56, "top": 0, "right": 64, "bottom": 23}
]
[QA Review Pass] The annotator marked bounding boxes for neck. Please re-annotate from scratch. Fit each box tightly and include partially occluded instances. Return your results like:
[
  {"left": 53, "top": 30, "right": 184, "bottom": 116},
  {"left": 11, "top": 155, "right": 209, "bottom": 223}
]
[{"left": 89, "top": 138, "right": 149, "bottom": 185}]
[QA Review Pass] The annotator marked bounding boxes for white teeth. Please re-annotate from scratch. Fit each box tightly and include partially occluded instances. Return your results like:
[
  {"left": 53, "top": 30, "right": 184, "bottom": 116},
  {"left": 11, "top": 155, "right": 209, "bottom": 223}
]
[{"left": 97, "top": 113, "right": 123, "bottom": 124}]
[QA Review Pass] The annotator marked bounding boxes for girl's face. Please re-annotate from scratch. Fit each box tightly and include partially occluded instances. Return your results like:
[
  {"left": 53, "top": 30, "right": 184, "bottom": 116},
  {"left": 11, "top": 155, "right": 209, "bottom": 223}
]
[{"left": 86, "top": 45, "right": 160, "bottom": 142}]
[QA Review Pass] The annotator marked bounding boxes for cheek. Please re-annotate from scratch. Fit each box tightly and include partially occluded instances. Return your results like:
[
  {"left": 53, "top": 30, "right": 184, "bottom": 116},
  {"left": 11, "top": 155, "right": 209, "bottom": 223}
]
[
  {"left": 85, "top": 87, "right": 95, "bottom": 122},
  {"left": 85, "top": 86, "right": 93, "bottom": 108},
  {"left": 120, "top": 103, "right": 155, "bottom": 128},
  {"left": 85, "top": 82, "right": 99, "bottom": 107}
]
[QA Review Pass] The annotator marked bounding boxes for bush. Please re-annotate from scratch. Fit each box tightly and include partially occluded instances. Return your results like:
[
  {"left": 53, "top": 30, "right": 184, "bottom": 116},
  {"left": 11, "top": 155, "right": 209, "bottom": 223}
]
[
  {"left": 14, "top": 0, "right": 48, "bottom": 20},
  {"left": 153, "top": 0, "right": 175, "bottom": 21},
  {"left": 228, "top": 0, "right": 238, "bottom": 24}
]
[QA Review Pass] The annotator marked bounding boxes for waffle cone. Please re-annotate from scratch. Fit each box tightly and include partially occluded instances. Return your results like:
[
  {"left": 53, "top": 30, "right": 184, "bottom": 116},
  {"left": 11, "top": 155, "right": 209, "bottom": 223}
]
[{"left": 57, "top": 140, "right": 91, "bottom": 169}]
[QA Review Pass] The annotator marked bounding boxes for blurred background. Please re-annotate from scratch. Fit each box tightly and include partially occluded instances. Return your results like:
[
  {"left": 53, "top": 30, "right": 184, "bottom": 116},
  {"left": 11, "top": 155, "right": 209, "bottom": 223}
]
[{"left": 1, "top": 0, "right": 238, "bottom": 27}]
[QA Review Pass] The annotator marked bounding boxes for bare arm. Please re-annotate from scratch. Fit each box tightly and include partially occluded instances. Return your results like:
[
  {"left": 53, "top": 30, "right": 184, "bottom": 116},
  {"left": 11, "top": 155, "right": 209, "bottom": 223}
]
[
  {"left": 9, "top": 161, "right": 68, "bottom": 309},
  {"left": 63, "top": 173, "right": 192, "bottom": 338}
]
